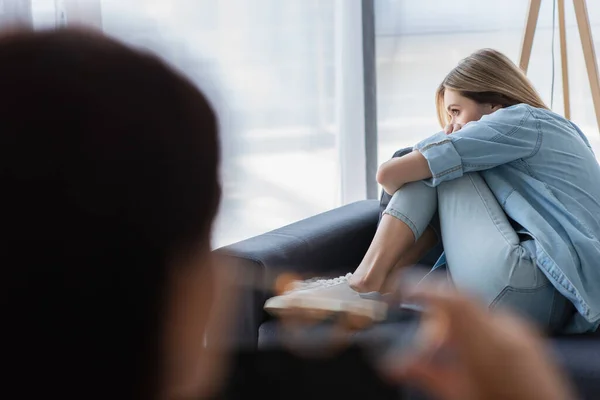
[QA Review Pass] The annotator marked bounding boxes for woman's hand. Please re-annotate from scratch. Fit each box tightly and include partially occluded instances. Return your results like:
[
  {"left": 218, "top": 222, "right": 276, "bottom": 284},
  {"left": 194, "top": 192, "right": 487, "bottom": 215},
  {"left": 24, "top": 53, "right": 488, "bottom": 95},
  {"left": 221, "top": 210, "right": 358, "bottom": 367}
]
[
  {"left": 384, "top": 288, "right": 576, "bottom": 400},
  {"left": 444, "top": 123, "right": 463, "bottom": 134}
]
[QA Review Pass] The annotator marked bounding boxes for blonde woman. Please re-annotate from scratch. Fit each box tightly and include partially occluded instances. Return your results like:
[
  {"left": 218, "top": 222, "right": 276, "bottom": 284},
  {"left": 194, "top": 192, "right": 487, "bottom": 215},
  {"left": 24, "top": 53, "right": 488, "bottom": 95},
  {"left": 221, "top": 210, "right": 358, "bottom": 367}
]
[{"left": 266, "top": 49, "right": 600, "bottom": 334}]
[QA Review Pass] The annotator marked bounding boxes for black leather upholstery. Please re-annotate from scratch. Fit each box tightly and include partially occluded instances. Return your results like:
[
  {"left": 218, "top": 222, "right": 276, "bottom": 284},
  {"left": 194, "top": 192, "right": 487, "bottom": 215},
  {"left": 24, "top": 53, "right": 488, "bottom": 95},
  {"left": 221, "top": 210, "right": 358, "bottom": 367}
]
[
  {"left": 215, "top": 200, "right": 380, "bottom": 346},
  {"left": 215, "top": 197, "right": 600, "bottom": 398}
]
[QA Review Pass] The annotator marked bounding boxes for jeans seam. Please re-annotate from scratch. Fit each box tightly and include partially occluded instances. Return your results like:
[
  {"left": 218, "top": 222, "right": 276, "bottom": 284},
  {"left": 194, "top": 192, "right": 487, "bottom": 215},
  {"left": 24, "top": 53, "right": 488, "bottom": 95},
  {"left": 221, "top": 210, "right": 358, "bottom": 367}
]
[
  {"left": 490, "top": 286, "right": 511, "bottom": 309},
  {"left": 490, "top": 282, "right": 552, "bottom": 308},
  {"left": 383, "top": 208, "right": 420, "bottom": 241},
  {"left": 468, "top": 174, "right": 514, "bottom": 247}
]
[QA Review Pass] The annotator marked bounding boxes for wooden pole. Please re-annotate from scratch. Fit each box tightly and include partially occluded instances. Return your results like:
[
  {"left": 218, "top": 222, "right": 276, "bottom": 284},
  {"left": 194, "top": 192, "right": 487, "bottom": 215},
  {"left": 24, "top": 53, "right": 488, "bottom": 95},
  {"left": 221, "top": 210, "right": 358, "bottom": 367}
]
[
  {"left": 557, "top": 0, "right": 570, "bottom": 119},
  {"left": 519, "top": 0, "right": 542, "bottom": 73},
  {"left": 573, "top": 0, "right": 600, "bottom": 132}
]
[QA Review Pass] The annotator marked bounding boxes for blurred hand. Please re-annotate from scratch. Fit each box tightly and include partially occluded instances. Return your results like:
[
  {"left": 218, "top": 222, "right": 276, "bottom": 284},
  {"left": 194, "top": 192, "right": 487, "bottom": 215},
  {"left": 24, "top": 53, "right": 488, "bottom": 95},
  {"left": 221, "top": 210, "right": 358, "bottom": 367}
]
[
  {"left": 444, "top": 123, "right": 463, "bottom": 134},
  {"left": 385, "top": 288, "right": 576, "bottom": 400},
  {"left": 165, "top": 253, "right": 240, "bottom": 399}
]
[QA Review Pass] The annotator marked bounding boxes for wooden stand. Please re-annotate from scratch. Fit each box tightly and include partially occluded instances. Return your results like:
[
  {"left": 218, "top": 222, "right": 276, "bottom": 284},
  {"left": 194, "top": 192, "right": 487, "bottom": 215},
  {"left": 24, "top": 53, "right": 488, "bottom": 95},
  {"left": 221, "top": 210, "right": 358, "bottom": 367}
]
[{"left": 519, "top": 0, "right": 600, "bottom": 132}]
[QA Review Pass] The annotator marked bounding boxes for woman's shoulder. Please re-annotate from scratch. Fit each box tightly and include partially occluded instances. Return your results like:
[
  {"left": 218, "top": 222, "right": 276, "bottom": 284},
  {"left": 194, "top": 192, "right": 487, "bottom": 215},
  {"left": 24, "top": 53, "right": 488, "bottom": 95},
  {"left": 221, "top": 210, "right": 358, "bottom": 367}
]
[
  {"left": 477, "top": 103, "right": 534, "bottom": 129},
  {"left": 479, "top": 103, "right": 531, "bottom": 121},
  {"left": 504, "top": 103, "right": 542, "bottom": 116},
  {"left": 508, "top": 105, "right": 594, "bottom": 150},
  {"left": 484, "top": 103, "right": 567, "bottom": 125},
  {"left": 512, "top": 103, "right": 569, "bottom": 123}
]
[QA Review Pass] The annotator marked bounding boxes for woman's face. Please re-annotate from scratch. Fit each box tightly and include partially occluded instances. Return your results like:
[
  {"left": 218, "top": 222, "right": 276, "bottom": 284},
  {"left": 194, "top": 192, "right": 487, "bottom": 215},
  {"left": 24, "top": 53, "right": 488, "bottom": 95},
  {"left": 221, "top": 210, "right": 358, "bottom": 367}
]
[{"left": 443, "top": 89, "right": 501, "bottom": 133}]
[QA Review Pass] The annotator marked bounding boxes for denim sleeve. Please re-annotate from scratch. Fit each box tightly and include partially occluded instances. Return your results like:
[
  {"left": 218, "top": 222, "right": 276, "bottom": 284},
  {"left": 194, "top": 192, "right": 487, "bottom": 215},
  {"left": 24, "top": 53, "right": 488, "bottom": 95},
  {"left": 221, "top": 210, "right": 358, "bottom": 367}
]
[{"left": 413, "top": 104, "right": 541, "bottom": 187}]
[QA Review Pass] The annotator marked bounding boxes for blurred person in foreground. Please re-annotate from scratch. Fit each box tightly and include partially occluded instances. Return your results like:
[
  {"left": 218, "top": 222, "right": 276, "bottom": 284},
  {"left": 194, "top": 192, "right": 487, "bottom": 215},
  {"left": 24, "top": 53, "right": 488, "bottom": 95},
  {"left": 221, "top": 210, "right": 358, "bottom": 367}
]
[
  {"left": 0, "top": 29, "right": 576, "bottom": 400},
  {"left": 0, "top": 28, "right": 231, "bottom": 399}
]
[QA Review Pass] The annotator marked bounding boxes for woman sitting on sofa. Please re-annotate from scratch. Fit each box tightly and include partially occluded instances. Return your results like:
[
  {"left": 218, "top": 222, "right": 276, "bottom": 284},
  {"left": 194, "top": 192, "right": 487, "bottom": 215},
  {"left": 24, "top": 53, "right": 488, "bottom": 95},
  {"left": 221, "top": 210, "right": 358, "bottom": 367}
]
[{"left": 266, "top": 49, "right": 600, "bottom": 335}]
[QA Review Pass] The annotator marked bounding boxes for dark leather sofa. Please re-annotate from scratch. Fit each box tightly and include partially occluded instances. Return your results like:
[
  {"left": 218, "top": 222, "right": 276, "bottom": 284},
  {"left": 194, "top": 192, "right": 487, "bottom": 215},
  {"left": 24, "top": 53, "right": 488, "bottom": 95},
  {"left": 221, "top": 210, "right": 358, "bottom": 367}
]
[{"left": 217, "top": 196, "right": 600, "bottom": 399}]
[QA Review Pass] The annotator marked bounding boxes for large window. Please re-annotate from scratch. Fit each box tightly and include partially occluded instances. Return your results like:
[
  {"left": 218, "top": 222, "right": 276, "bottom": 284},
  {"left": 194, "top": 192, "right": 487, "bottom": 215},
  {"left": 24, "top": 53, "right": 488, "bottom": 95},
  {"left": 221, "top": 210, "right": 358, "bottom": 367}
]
[
  {"left": 10, "top": 0, "right": 600, "bottom": 247},
  {"left": 23, "top": 0, "right": 373, "bottom": 248},
  {"left": 106, "top": 1, "right": 341, "bottom": 248},
  {"left": 375, "top": 0, "right": 600, "bottom": 165}
]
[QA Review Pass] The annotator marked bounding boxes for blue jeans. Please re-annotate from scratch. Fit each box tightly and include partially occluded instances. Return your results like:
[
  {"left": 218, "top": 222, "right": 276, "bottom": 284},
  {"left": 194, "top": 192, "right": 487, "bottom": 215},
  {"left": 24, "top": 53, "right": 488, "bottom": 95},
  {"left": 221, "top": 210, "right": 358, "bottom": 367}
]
[{"left": 382, "top": 172, "right": 574, "bottom": 333}]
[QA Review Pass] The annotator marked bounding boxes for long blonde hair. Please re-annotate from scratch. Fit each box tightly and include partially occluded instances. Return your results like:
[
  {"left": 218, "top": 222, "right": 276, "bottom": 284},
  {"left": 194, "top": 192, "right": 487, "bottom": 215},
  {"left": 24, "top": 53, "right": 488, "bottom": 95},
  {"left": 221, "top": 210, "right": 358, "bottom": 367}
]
[{"left": 436, "top": 48, "right": 548, "bottom": 127}]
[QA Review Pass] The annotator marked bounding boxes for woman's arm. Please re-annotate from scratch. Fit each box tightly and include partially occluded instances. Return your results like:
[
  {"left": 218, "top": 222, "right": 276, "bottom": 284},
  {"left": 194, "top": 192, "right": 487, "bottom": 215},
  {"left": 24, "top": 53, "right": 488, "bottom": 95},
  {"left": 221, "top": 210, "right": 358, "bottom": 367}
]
[
  {"left": 413, "top": 105, "right": 539, "bottom": 187},
  {"left": 376, "top": 150, "right": 432, "bottom": 195},
  {"left": 379, "top": 105, "right": 538, "bottom": 194}
]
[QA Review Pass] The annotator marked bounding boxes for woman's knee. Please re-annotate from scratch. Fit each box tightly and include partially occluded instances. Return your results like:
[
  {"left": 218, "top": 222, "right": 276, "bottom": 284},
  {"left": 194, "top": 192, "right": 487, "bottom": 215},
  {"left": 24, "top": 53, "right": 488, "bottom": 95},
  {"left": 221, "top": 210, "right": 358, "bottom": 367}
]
[
  {"left": 438, "top": 172, "right": 521, "bottom": 253},
  {"left": 383, "top": 181, "right": 437, "bottom": 240},
  {"left": 437, "top": 172, "right": 488, "bottom": 198}
]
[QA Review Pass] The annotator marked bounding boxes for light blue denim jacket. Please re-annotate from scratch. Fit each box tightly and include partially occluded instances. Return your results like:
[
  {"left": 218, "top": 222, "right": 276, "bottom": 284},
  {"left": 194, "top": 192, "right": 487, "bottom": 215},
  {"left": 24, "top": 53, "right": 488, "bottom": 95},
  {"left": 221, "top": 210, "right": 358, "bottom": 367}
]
[{"left": 414, "top": 104, "right": 600, "bottom": 331}]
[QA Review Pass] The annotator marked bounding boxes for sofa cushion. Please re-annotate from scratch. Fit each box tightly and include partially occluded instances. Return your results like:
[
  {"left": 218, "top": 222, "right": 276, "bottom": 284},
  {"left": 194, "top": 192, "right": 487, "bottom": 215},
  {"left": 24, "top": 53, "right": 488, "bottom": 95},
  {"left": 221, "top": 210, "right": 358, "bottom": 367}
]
[{"left": 259, "top": 319, "right": 600, "bottom": 399}]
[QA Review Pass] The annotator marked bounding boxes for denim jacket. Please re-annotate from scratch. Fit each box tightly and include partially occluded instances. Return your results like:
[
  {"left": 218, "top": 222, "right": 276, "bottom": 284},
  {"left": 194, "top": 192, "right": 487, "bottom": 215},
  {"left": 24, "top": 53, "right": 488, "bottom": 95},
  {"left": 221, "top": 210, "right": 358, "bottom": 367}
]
[{"left": 414, "top": 104, "right": 600, "bottom": 331}]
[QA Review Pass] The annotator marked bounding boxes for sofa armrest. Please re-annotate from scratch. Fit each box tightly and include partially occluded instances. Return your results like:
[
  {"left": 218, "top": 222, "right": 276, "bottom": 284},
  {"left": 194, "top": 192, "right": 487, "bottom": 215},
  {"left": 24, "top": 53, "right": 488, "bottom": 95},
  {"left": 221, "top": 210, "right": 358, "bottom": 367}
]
[{"left": 215, "top": 200, "right": 380, "bottom": 346}]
